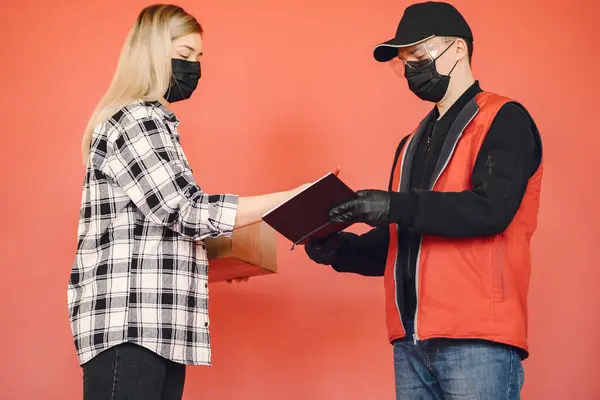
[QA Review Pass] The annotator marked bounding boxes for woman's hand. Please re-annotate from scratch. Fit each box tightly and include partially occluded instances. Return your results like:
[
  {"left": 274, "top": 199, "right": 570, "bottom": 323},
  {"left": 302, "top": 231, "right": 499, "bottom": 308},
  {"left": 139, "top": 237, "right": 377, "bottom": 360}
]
[{"left": 235, "top": 182, "right": 314, "bottom": 229}]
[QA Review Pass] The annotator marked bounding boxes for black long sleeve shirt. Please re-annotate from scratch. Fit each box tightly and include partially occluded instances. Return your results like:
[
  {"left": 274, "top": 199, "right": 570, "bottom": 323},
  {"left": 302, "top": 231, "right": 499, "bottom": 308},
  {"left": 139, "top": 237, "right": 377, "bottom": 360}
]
[{"left": 332, "top": 82, "right": 541, "bottom": 319}]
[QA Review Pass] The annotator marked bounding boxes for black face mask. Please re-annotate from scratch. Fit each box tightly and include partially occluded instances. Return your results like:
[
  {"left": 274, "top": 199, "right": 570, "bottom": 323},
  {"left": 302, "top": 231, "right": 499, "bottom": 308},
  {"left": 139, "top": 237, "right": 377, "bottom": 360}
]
[
  {"left": 404, "top": 44, "right": 458, "bottom": 103},
  {"left": 164, "top": 58, "right": 201, "bottom": 103}
]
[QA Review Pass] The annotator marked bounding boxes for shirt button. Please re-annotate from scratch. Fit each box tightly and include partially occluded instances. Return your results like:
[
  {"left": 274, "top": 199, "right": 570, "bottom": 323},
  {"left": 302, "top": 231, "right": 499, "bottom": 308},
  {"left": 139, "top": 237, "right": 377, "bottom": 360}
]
[
  {"left": 204, "top": 322, "right": 209, "bottom": 327},
  {"left": 205, "top": 283, "right": 208, "bottom": 288}
]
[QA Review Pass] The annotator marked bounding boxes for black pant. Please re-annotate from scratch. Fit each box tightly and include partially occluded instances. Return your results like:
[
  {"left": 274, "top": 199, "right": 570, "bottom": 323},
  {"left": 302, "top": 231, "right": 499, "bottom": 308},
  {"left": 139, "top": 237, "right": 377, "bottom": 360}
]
[{"left": 82, "top": 343, "right": 186, "bottom": 400}]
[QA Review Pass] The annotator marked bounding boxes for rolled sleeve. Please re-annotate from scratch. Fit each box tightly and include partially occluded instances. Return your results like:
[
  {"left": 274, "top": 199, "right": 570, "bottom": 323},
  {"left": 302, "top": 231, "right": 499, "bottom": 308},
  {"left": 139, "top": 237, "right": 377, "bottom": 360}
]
[
  {"left": 104, "top": 115, "right": 239, "bottom": 240},
  {"left": 203, "top": 194, "right": 238, "bottom": 238}
]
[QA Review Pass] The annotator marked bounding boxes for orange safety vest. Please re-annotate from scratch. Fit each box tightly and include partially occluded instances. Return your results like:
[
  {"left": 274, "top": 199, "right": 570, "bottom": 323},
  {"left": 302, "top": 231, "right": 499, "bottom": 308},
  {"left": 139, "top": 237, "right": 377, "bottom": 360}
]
[{"left": 384, "top": 92, "right": 543, "bottom": 357}]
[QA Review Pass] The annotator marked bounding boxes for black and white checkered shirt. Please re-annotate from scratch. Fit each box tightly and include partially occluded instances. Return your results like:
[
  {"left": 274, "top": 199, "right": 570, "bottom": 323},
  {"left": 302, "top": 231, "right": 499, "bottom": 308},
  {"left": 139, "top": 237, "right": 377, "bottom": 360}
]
[{"left": 68, "top": 100, "right": 238, "bottom": 366}]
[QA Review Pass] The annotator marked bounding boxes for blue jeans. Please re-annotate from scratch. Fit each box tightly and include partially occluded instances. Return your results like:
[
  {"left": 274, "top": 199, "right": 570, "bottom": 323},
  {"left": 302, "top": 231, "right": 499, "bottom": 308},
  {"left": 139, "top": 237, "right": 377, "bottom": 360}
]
[{"left": 393, "top": 321, "right": 524, "bottom": 400}]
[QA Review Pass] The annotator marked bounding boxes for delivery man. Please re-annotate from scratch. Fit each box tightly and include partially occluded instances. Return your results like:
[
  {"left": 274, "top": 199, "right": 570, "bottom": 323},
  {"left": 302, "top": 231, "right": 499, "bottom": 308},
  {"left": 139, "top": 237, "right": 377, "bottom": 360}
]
[{"left": 304, "top": 2, "right": 543, "bottom": 399}]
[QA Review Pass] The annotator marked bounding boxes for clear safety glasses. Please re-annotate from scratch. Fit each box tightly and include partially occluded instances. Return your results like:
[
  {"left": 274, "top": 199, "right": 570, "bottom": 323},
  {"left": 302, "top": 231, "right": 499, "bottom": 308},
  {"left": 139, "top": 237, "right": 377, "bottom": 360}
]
[{"left": 389, "top": 38, "right": 456, "bottom": 71}]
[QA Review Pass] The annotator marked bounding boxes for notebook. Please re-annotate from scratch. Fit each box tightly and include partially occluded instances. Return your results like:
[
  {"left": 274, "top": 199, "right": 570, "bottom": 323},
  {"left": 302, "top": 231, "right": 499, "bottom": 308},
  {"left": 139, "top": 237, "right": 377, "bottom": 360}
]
[{"left": 261, "top": 172, "right": 357, "bottom": 246}]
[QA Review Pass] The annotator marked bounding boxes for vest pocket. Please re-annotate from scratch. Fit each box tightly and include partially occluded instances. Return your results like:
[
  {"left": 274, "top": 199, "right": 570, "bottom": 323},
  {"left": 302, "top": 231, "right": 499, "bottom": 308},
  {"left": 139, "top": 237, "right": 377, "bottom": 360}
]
[{"left": 489, "top": 238, "right": 504, "bottom": 301}]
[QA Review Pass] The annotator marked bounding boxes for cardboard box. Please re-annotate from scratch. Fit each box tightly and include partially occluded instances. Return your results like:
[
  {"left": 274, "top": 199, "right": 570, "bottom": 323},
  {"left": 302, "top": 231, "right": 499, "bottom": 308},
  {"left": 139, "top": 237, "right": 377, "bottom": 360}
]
[{"left": 206, "top": 221, "right": 278, "bottom": 283}]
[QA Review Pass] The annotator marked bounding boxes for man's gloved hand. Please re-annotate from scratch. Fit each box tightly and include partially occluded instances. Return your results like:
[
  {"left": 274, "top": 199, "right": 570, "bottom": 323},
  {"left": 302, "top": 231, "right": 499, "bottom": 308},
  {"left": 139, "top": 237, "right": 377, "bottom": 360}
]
[
  {"left": 305, "top": 234, "right": 344, "bottom": 265},
  {"left": 328, "top": 189, "right": 391, "bottom": 227}
]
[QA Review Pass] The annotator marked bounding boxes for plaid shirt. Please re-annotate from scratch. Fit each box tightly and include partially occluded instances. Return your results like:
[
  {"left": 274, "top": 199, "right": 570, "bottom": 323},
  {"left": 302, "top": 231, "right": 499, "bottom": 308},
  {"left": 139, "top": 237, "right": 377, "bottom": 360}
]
[{"left": 68, "top": 100, "right": 238, "bottom": 366}]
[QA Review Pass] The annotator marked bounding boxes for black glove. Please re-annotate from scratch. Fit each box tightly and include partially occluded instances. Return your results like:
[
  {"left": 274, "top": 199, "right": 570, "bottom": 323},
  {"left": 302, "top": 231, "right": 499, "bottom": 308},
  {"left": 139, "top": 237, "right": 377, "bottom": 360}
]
[
  {"left": 328, "top": 189, "right": 391, "bottom": 227},
  {"left": 305, "top": 234, "right": 344, "bottom": 265}
]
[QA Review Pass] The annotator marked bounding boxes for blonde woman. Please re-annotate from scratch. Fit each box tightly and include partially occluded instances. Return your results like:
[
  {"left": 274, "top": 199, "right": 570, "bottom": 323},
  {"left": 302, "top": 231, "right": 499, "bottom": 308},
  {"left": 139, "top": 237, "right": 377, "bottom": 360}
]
[{"left": 69, "top": 5, "right": 308, "bottom": 399}]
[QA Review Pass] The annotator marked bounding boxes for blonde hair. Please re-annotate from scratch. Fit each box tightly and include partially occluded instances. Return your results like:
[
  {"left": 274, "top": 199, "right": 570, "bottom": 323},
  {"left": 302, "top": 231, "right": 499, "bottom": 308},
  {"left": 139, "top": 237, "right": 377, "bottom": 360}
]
[{"left": 81, "top": 4, "right": 202, "bottom": 165}]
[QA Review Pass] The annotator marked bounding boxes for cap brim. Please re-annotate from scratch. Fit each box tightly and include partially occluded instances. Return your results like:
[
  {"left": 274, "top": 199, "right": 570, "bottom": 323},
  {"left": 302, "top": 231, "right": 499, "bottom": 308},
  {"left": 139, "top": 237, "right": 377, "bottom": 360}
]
[{"left": 373, "top": 35, "right": 435, "bottom": 62}]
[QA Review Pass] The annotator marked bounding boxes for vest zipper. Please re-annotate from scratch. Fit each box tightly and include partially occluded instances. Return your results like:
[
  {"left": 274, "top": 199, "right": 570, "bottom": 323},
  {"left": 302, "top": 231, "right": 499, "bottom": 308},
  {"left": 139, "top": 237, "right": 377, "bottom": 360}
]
[
  {"left": 412, "top": 108, "right": 480, "bottom": 344},
  {"left": 413, "top": 237, "right": 423, "bottom": 344},
  {"left": 393, "top": 238, "right": 406, "bottom": 337},
  {"left": 394, "top": 135, "right": 415, "bottom": 339}
]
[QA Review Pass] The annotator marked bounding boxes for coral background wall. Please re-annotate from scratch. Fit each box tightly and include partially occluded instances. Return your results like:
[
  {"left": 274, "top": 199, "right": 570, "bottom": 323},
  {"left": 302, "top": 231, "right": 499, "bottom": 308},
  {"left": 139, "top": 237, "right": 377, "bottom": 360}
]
[{"left": 1, "top": 0, "right": 599, "bottom": 398}]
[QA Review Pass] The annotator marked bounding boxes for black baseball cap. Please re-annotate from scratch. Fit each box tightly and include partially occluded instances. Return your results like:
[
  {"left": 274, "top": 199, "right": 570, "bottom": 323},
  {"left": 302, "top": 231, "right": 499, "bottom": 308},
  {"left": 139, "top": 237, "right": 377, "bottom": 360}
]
[{"left": 373, "top": 1, "right": 473, "bottom": 62}]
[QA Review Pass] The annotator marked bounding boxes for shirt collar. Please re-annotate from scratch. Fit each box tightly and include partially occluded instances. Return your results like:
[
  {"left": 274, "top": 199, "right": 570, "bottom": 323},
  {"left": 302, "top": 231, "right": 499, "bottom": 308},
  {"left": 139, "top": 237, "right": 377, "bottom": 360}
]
[
  {"left": 142, "top": 100, "right": 180, "bottom": 125},
  {"left": 435, "top": 80, "right": 482, "bottom": 122}
]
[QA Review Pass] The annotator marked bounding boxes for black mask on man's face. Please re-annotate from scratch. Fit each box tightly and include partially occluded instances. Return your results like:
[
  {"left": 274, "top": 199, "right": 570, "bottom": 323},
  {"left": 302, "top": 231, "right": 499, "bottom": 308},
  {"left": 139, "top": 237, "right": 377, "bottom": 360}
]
[
  {"left": 403, "top": 42, "right": 458, "bottom": 103},
  {"left": 164, "top": 58, "right": 201, "bottom": 103}
]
